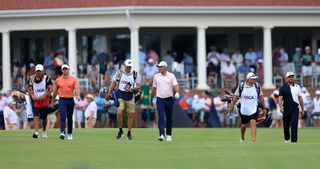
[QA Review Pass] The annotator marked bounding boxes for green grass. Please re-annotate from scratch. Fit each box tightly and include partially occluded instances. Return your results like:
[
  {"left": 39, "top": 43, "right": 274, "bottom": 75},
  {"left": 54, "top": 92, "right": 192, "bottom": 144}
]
[{"left": 0, "top": 128, "right": 319, "bottom": 169}]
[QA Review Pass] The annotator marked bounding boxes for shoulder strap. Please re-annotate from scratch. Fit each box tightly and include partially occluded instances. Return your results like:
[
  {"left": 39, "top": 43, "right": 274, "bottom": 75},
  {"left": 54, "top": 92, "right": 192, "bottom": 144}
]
[
  {"left": 116, "top": 70, "right": 137, "bottom": 86},
  {"left": 239, "top": 82, "right": 245, "bottom": 97},
  {"left": 45, "top": 75, "right": 51, "bottom": 83},
  {"left": 133, "top": 70, "right": 137, "bottom": 88},
  {"left": 254, "top": 82, "right": 260, "bottom": 97},
  {"left": 133, "top": 71, "right": 137, "bottom": 81},
  {"left": 115, "top": 70, "right": 123, "bottom": 83},
  {"left": 28, "top": 74, "right": 36, "bottom": 86},
  {"left": 239, "top": 82, "right": 260, "bottom": 98}
]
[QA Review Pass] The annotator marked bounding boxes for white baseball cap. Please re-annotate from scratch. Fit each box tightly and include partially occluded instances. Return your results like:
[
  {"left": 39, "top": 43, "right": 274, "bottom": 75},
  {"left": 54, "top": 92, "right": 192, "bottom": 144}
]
[
  {"left": 315, "top": 90, "right": 320, "bottom": 95},
  {"left": 35, "top": 64, "right": 44, "bottom": 71},
  {"left": 61, "top": 64, "right": 70, "bottom": 70},
  {"left": 301, "top": 87, "right": 307, "bottom": 92},
  {"left": 285, "top": 71, "right": 295, "bottom": 77},
  {"left": 246, "top": 72, "right": 258, "bottom": 80},
  {"left": 157, "top": 61, "right": 168, "bottom": 67},
  {"left": 273, "top": 90, "right": 279, "bottom": 96},
  {"left": 124, "top": 59, "right": 133, "bottom": 67}
]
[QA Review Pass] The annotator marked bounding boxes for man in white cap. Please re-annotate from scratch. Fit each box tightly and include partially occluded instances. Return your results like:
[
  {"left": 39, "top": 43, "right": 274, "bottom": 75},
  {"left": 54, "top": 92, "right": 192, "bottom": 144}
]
[
  {"left": 279, "top": 71, "right": 304, "bottom": 143},
  {"left": 106, "top": 59, "right": 141, "bottom": 140},
  {"left": 52, "top": 64, "right": 80, "bottom": 140},
  {"left": 150, "top": 61, "right": 180, "bottom": 141},
  {"left": 26, "top": 64, "right": 53, "bottom": 138},
  {"left": 228, "top": 72, "right": 267, "bottom": 143}
]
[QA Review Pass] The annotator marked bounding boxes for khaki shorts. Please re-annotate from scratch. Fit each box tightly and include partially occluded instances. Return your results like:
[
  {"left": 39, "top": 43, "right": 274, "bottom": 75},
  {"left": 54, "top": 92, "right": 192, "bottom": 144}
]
[
  {"left": 8, "top": 124, "right": 18, "bottom": 130},
  {"left": 85, "top": 118, "right": 96, "bottom": 128},
  {"left": 118, "top": 97, "right": 135, "bottom": 113},
  {"left": 47, "top": 113, "right": 57, "bottom": 123}
]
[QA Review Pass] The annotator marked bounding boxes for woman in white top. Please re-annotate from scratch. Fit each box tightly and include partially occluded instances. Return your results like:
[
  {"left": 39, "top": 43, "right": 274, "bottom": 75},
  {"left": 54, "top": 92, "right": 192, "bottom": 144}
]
[
  {"left": 4, "top": 102, "right": 18, "bottom": 130},
  {"left": 84, "top": 94, "right": 97, "bottom": 128}
]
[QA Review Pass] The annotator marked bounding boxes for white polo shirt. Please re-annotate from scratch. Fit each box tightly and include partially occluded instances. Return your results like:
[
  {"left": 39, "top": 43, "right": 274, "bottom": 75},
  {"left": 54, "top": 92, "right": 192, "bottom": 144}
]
[
  {"left": 291, "top": 85, "right": 302, "bottom": 104},
  {"left": 3, "top": 106, "right": 18, "bottom": 125},
  {"left": 152, "top": 71, "right": 178, "bottom": 98},
  {"left": 84, "top": 101, "right": 97, "bottom": 119}
]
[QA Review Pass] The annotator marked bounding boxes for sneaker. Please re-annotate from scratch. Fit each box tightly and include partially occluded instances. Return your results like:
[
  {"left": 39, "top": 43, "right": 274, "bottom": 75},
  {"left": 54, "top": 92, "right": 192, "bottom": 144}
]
[
  {"left": 60, "top": 133, "right": 66, "bottom": 140},
  {"left": 32, "top": 132, "right": 39, "bottom": 138},
  {"left": 67, "top": 134, "right": 73, "bottom": 140},
  {"left": 127, "top": 133, "right": 132, "bottom": 140},
  {"left": 284, "top": 140, "right": 290, "bottom": 144},
  {"left": 158, "top": 135, "right": 165, "bottom": 141},
  {"left": 42, "top": 131, "right": 48, "bottom": 139},
  {"left": 240, "top": 138, "right": 245, "bottom": 143},
  {"left": 166, "top": 135, "right": 172, "bottom": 142},
  {"left": 116, "top": 131, "right": 124, "bottom": 140}
]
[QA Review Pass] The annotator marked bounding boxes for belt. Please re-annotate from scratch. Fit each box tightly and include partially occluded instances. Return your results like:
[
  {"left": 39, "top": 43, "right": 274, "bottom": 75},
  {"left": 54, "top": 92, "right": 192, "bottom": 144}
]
[
  {"left": 157, "top": 97, "right": 173, "bottom": 100},
  {"left": 59, "top": 97, "right": 74, "bottom": 99}
]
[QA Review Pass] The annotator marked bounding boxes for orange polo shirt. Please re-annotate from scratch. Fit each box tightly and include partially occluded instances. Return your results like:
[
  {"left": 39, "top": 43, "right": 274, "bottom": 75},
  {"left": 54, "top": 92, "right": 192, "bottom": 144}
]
[{"left": 55, "top": 75, "right": 79, "bottom": 98}]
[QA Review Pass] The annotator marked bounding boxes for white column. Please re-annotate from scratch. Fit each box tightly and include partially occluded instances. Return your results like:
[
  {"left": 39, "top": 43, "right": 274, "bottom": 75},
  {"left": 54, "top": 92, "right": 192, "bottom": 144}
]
[
  {"left": 130, "top": 27, "right": 140, "bottom": 72},
  {"left": 67, "top": 28, "right": 78, "bottom": 77},
  {"left": 2, "top": 31, "right": 11, "bottom": 92},
  {"left": 196, "top": 26, "right": 210, "bottom": 90},
  {"left": 263, "top": 26, "right": 275, "bottom": 89}
]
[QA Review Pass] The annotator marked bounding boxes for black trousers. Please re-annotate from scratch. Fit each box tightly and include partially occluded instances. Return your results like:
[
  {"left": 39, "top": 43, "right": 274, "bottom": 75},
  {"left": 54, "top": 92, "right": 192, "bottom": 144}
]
[
  {"left": 0, "top": 111, "right": 5, "bottom": 130},
  {"left": 283, "top": 108, "right": 299, "bottom": 142}
]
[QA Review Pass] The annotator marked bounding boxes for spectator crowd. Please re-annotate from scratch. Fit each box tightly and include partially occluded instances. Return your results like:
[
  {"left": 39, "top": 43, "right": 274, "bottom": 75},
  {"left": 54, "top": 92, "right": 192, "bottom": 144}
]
[{"left": 2, "top": 45, "right": 320, "bottom": 130}]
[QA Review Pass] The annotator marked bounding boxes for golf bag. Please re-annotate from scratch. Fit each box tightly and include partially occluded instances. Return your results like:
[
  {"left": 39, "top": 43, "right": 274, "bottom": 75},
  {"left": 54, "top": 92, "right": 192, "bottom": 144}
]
[{"left": 220, "top": 90, "right": 272, "bottom": 127}]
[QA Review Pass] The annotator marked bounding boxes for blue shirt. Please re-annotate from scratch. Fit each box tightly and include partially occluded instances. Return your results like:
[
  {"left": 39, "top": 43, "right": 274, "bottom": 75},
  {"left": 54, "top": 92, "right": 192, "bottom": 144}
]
[
  {"left": 245, "top": 52, "right": 257, "bottom": 65},
  {"left": 280, "top": 53, "right": 289, "bottom": 66},
  {"left": 183, "top": 55, "right": 194, "bottom": 73},
  {"left": 238, "top": 65, "right": 251, "bottom": 73},
  {"left": 315, "top": 54, "right": 320, "bottom": 66},
  {"left": 94, "top": 96, "right": 107, "bottom": 110},
  {"left": 44, "top": 56, "right": 54, "bottom": 70}
]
